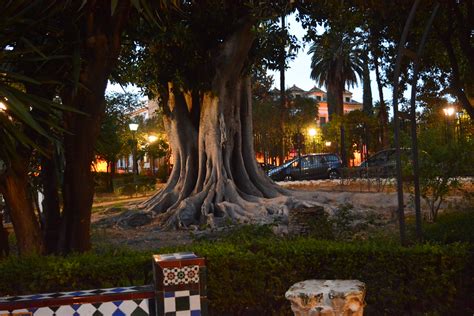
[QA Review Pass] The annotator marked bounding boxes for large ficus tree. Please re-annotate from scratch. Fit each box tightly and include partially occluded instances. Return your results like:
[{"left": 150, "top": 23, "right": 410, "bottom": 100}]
[{"left": 121, "top": 1, "right": 315, "bottom": 228}]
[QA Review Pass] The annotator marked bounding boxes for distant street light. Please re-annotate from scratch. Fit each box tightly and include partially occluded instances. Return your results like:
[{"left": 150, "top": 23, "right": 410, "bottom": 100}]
[
  {"left": 325, "top": 141, "right": 331, "bottom": 147},
  {"left": 146, "top": 135, "right": 158, "bottom": 175},
  {"left": 443, "top": 106, "right": 456, "bottom": 141},
  {"left": 129, "top": 123, "right": 139, "bottom": 175},
  {"left": 442, "top": 107, "right": 455, "bottom": 117},
  {"left": 308, "top": 128, "right": 317, "bottom": 153},
  {"left": 0, "top": 101, "right": 6, "bottom": 112},
  {"left": 147, "top": 135, "right": 158, "bottom": 143},
  {"left": 129, "top": 123, "right": 139, "bottom": 131}
]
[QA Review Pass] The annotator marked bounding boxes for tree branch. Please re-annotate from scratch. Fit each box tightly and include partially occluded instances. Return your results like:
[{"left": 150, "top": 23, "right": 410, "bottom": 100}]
[{"left": 439, "top": 26, "right": 474, "bottom": 119}]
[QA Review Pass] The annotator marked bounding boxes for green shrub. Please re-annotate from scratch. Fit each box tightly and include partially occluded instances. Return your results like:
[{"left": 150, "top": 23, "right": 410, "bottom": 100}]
[
  {"left": 424, "top": 211, "right": 474, "bottom": 244},
  {"left": 155, "top": 164, "right": 169, "bottom": 183},
  {"left": 0, "top": 238, "right": 470, "bottom": 315},
  {"left": 112, "top": 174, "right": 157, "bottom": 196}
]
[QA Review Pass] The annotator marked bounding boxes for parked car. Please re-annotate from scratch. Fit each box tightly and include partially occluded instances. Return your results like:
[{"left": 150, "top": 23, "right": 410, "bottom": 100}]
[
  {"left": 267, "top": 153, "right": 342, "bottom": 181},
  {"left": 258, "top": 162, "right": 276, "bottom": 172},
  {"left": 357, "top": 148, "right": 412, "bottom": 178}
]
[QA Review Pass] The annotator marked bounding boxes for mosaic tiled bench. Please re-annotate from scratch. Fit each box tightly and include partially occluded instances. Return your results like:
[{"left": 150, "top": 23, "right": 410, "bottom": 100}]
[
  {"left": 153, "top": 252, "right": 207, "bottom": 316},
  {"left": 0, "top": 252, "right": 207, "bottom": 316},
  {"left": 0, "top": 285, "right": 155, "bottom": 315}
]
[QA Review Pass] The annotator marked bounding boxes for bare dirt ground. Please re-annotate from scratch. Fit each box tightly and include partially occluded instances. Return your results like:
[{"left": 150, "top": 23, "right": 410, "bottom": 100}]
[{"left": 91, "top": 178, "right": 473, "bottom": 250}]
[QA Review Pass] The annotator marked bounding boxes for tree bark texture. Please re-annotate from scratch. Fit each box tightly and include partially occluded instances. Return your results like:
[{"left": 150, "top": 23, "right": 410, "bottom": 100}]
[
  {"left": 374, "top": 57, "right": 389, "bottom": 148},
  {"left": 440, "top": 27, "right": 474, "bottom": 119},
  {"left": 40, "top": 151, "right": 62, "bottom": 254},
  {"left": 327, "top": 80, "right": 347, "bottom": 166},
  {"left": 279, "top": 14, "right": 287, "bottom": 166},
  {"left": 362, "top": 49, "right": 373, "bottom": 116},
  {"left": 0, "top": 157, "right": 44, "bottom": 255},
  {"left": 59, "top": 0, "right": 130, "bottom": 253},
  {"left": 0, "top": 83, "right": 55, "bottom": 255},
  {"left": 140, "top": 20, "right": 305, "bottom": 228}
]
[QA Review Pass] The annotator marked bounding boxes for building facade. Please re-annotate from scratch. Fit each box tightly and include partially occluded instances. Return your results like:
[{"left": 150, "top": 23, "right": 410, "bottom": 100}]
[{"left": 271, "top": 85, "right": 362, "bottom": 125}]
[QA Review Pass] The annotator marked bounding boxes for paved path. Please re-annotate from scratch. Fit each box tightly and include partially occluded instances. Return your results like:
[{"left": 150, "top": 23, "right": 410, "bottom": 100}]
[{"left": 92, "top": 195, "right": 152, "bottom": 207}]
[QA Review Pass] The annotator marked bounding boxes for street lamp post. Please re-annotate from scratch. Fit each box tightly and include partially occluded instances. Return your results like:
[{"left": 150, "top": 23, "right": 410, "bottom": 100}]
[
  {"left": 147, "top": 135, "right": 158, "bottom": 175},
  {"left": 129, "top": 123, "right": 139, "bottom": 175},
  {"left": 443, "top": 106, "right": 455, "bottom": 141},
  {"left": 308, "top": 128, "right": 317, "bottom": 153}
]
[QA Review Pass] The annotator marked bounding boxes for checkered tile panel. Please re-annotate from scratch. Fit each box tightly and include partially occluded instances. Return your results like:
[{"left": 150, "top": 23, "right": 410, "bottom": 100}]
[
  {"left": 0, "top": 298, "right": 151, "bottom": 315},
  {"left": 163, "top": 290, "right": 200, "bottom": 316}
]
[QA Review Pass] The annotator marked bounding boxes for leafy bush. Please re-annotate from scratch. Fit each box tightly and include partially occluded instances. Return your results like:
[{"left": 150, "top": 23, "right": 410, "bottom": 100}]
[
  {"left": 417, "top": 126, "right": 474, "bottom": 221},
  {"left": 115, "top": 183, "right": 138, "bottom": 197},
  {"left": 109, "top": 174, "right": 157, "bottom": 197},
  {"left": 155, "top": 164, "right": 169, "bottom": 183},
  {"left": 0, "top": 238, "right": 470, "bottom": 315},
  {"left": 423, "top": 211, "right": 474, "bottom": 244}
]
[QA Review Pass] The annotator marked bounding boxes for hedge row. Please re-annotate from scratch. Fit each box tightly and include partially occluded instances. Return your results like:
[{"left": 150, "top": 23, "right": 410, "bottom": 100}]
[{"left": 0, "top": 239, "right": 471, "bottom": 315}]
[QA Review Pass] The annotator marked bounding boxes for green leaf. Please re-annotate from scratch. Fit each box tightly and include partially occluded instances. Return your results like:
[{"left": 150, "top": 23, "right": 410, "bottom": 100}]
[
  {"left": 111, "top": 0, "right": 118, "bottom": 15},
  {"left": 0, "top": 87, "right": 47, "bottom": 136}
]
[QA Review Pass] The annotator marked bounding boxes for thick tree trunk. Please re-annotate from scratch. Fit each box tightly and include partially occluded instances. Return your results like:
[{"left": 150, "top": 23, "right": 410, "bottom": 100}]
[
  {"left": 0, "top": 158, "right": 44, "bottom": 255},
  {"left": 61, "top": 97, "right": 102, "bottom": 252},
  {"left": 141, "top": 20, "right": 300, "bottom": 228},
  {"left": 59, "top": 0, "right": 130, "bottom": 253}
]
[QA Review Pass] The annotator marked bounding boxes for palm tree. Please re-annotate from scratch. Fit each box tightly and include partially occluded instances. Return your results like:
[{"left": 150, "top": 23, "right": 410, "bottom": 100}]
[
  {"left": 309, "top": 31, "right": 363, "bottom": 118},
  {"left": 308, "top": 31, "right": 363, "bottom": 165}
]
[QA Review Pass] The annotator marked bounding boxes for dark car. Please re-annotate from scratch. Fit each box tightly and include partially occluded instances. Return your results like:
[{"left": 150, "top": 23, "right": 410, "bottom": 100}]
[
  {"left": 258, "top": 162, "right": 276, "bottom": 172},
  {"left": 357, "top": 148, "right": 412, "bottom": 177},
  {"left": 267, "top": 153, "right": 342, "bottom": 181}
]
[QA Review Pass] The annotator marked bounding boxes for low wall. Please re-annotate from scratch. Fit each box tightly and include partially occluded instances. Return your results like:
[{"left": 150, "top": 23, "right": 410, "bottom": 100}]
[{"left": 0, "top": 285, "right": 154, "bottom": 315}]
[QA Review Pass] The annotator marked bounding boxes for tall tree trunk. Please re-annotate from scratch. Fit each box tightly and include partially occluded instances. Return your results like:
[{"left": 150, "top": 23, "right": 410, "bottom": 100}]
[
  {"left": 0, "top": 212, "right": 9, "bottom": 257},
  {"left": 449, "top": 0, "right": 474, "bottom": 75},
  {"left": 140, "top": 19, "right": 301, "bottom": 228},
  {"left": 332, "top": 80, "right": 347, "bottom": 166},
  {"left": 41, "top": 150, "right": 61, "bottom": 254},
  {"left": 374, "top": 57, "right": 389, "bottom": 147},
  {"left": 59, "top": 0, "right": 130, "bottom": 253},
  {"left": 60, "top": 94, "right": 104, "bottom": 252},
  {"left": 0, "top": 83, "right": 55, "bottom": 255},
  {"left": 0, "top": 158, "right": 44, "bottom": 255},
  {"left": 326, "top": 82, "right": 338, "bottom": 119},
  {"left": 109, "top": 160, "right": 116, "bottom": 191},
  {"left": 362, "top": 49, "right": 373, "bottom": 116},
  {"left": 279, "top": 13, "right": 287, "bottom": 165}
]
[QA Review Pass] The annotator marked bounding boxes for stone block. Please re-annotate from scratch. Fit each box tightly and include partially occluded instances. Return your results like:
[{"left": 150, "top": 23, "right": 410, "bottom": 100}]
[{"left": 285, "top": 279, "right": 366, "bottom": 316}]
